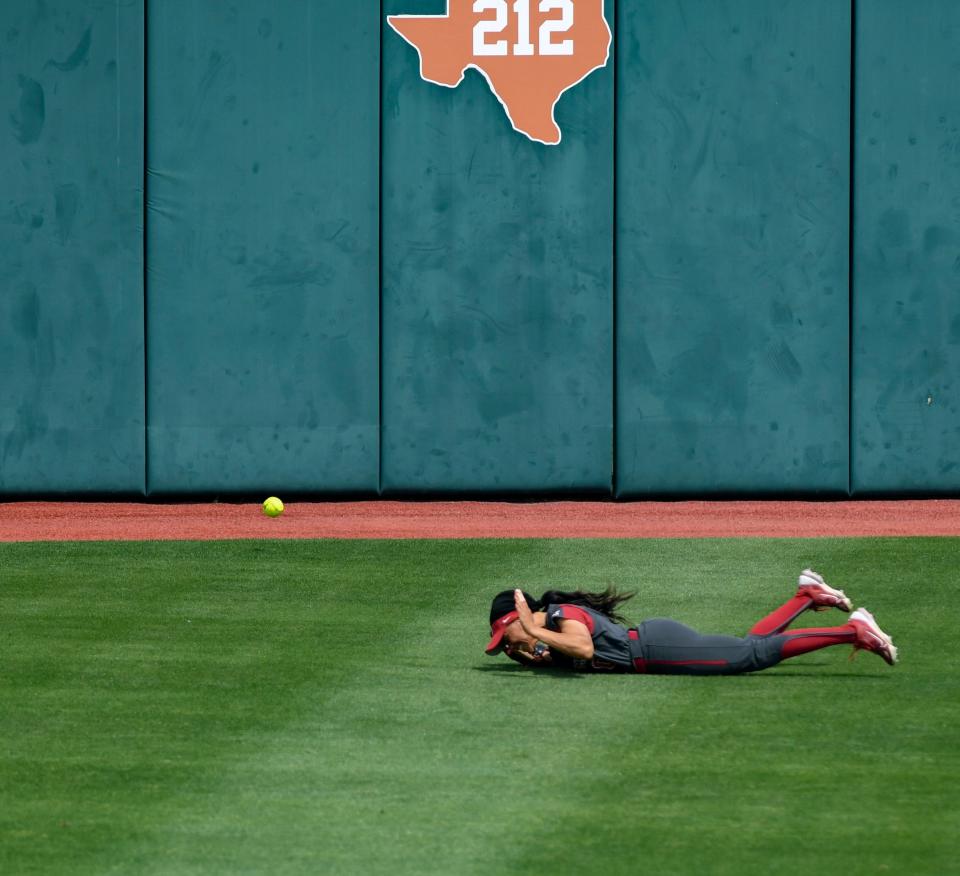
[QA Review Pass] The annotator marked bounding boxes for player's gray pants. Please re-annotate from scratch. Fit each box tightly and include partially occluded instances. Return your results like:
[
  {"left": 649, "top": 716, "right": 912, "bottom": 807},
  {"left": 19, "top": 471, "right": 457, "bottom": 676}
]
[{"left": 630, "top": 619, "right": 787, "bottom": 675}]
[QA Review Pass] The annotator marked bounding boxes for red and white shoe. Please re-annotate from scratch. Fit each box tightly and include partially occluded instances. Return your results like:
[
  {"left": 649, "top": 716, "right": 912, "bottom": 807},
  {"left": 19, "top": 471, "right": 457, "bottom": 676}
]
[
  {"left": 849, "top": 608, "right": 898, "bottom": 666},
  {"left": 797, "top": 569, "right": 853, "bottom": 612}
]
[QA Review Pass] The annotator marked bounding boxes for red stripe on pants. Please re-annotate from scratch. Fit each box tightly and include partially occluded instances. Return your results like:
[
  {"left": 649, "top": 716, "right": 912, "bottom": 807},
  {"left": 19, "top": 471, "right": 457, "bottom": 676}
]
[
  {"left": 627, "top": 629, "right": 730, "bottom": 671},
  {"left": 628, "top": 629, "right": 646, "bottom": 673},
  {"left": 648, "top": 660, "right": 728, "bottom": 666}
]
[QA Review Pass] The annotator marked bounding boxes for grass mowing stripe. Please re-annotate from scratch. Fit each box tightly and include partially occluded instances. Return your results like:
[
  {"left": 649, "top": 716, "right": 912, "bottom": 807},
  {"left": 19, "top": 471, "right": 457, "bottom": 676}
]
[
  {"left": 82, "top": 539, "right": 667, "bottom": 876},
  {"left": 93, "top": 539, "right": 530, "bottom": 875},
  {"left": 1, "top": 538, "right": 957, "bottom": 875},
  {"left": 0, "top": 539, "right": 544, "bottom": 875}
]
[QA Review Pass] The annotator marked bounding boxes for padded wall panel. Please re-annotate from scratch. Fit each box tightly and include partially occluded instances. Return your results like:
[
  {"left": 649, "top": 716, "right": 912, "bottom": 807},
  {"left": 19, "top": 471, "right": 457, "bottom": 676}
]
[
  {"left": 146, "top": 1, "right": 379, "bottom": 493},
  {"left": 0, "top": 0, "right": 144, "bottom": 494},
  {"left": 852, "top": 0, "right": 960, "bottom": 493},
  {"left": 381, "top": 0, "right": 614, "bottom": 494},
  {"left": 616, "top": 0, "right": 850, "bottom": 495}
]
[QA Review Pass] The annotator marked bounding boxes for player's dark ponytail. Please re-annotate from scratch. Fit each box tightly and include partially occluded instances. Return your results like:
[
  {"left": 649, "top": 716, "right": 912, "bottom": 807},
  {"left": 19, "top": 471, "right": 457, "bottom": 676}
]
[{"left": 533, "top": 586, "right": 636, "bottom": 624}]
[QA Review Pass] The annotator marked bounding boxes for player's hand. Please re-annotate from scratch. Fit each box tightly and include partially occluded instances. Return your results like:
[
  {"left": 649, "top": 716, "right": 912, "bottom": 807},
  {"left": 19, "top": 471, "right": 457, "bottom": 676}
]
[
  {"left": 529, "top": 643, "right": 552, "bottom": 665},
  {"left": 504, "top": 641, "right": 552, "bottom": 667},
  {"left": 514, "top": 588, "right": 538, "bottom": 636}
]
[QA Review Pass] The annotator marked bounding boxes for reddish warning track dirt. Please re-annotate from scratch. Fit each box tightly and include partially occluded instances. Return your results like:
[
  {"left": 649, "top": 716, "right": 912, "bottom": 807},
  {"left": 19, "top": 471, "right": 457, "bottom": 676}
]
[{"left": 2, "top": 500, "right": 959, "bottom": 542}]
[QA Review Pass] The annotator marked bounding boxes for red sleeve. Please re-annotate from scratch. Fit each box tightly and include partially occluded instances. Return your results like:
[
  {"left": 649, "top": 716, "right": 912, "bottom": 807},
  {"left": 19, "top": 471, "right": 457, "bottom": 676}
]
[{"left": 558, "top": 604, "right": 595, "bottom": 634}]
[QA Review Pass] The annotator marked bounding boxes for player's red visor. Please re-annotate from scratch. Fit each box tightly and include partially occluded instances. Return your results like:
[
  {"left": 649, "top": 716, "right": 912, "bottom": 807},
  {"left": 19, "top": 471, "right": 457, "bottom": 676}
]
[{"left": 485, "top": 610, "right": 519, "bottom": 655}]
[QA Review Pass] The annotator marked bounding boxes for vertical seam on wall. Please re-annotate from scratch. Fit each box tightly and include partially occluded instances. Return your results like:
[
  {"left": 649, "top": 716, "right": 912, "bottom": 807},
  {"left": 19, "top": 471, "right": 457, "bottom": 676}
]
[
  {"left": 378, "top": 0, "right": 384, "bottom": 498},
  {"left": 142, "top": 0, "right": 150, "bottom": 498},
  {"left": 848, "top": 0, "right": 856, "bottom": 498},
  {"left": 611, "top": 0, "right": 618, "bottom": 500}
]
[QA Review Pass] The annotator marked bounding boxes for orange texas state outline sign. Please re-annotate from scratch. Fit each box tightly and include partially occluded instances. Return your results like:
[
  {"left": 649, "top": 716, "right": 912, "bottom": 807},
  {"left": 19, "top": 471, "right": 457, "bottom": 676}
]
[{"left": 387, "top": 0, "right": 611, "bottom": 145}]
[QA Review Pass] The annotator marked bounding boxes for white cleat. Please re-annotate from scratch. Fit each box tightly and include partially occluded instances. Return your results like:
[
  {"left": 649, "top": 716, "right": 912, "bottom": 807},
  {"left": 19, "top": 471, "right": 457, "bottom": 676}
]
[
  {"left": 849, "top": 608, "right": 898, "bottom": 666},
  {"left": 797, "top": 569, "right": 853, "bottom": 612}
]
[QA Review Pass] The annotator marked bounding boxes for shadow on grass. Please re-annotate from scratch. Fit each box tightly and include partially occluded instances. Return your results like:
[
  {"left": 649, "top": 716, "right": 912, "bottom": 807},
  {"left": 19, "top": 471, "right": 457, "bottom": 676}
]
[
  {"left": 473, "top": 664, "right": 892, "bottom": 680},
  {"left": 471, "top": 664, "right": 590, "bottom": 678},
  {"left": 746, "top": 670, "right": 893, "bottom": 679}
]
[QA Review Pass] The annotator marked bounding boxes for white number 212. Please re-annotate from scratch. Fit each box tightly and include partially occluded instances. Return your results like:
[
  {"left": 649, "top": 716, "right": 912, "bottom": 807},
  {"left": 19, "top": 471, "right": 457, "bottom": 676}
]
[{"left": 473, "top": 0, "right": 575, "bottom": 57}]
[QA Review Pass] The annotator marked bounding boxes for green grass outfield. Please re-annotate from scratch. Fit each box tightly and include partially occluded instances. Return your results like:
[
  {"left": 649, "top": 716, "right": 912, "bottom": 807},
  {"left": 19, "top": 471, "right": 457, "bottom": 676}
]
[{"left": 2, "top": 537, "right": 957, "bottom": 875}]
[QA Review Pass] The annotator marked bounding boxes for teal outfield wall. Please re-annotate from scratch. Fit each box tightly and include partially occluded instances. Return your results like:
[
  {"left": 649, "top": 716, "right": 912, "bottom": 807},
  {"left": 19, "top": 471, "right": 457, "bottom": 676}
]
[
  {"left": 616, "top": 0, "right": 850, "bottom": 496},
  {"left": 381, "top": 0, "right": 613, "bottom": 494},
  {"left": 2, "top": 1, "right": 958, "bottom": 497},
  {"left": 0, "top": 0, "right": 144, "bottom": 493},
  {"left": 852, "top": 0, "right": 960, "bottom": 493},
  {"left": 145, "top": 1, "right": 379, "bottom": 494}
]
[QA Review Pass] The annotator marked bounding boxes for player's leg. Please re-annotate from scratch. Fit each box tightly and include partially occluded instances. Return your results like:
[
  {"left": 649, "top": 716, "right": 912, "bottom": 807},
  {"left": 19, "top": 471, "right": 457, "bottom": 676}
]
[
  {"left": 777, "top": 609, "right": 897, "bottom": 665},
  {"left": 632, "top": 618, "right": 785, "bottom": 675},
  {"left": 748, "top": 569, "right": 853, "bottom": 637},
  {"left": 633, "top": 609, "right": 896, "bottom": 675}
]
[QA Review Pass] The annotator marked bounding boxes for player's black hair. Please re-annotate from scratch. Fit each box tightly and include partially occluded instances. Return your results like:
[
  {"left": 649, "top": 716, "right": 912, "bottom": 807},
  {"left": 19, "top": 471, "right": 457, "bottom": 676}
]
[
  {"left": 529, "top": 586, "right": 636, "bottom": 625},
  {"left": 488, "top": 586, "right": 636, "bottom": 627}
]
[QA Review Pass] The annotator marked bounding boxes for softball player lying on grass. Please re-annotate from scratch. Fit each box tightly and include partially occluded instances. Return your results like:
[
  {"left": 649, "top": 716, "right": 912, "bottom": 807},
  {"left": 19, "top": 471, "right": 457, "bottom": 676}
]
[{"left": 484, "top": 571, "right": 898, "bottom": 673}]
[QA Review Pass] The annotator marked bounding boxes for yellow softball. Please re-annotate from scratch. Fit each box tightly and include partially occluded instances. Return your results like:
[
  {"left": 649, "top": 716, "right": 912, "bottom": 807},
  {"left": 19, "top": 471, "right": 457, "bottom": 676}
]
[{"left": 262, "top": 496, "right": 284, "bottom": 518}]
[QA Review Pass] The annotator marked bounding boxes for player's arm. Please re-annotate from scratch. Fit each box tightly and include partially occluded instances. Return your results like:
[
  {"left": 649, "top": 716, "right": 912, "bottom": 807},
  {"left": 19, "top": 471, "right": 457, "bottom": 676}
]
[
  {"left": 513, "top": 590, "right": 595, "bottom": 660},
  {"left": 533, "top": 619, "right": 594, "bottom": 660}
]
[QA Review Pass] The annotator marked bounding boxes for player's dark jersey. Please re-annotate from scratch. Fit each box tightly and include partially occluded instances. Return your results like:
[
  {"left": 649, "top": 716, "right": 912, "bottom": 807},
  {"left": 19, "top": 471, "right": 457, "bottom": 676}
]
[{"left": 544, "top": 603, "right": 633, "bottom": 672}]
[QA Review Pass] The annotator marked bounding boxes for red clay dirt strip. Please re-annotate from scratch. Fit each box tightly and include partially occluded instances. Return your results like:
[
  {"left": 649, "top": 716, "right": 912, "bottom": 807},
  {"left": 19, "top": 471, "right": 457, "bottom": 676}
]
[{"left": 1, "top": 500, "right": 959, "bottom": 542}]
